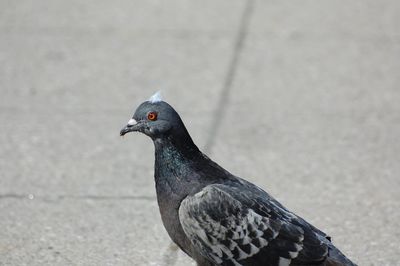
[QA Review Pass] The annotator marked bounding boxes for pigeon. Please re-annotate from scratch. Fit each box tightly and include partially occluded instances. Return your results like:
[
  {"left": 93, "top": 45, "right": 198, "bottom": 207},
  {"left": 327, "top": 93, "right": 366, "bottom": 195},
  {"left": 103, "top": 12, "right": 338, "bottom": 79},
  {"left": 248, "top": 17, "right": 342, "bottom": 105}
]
[{"left": 120, "top": 92, "right": 356, "bottom": 266}]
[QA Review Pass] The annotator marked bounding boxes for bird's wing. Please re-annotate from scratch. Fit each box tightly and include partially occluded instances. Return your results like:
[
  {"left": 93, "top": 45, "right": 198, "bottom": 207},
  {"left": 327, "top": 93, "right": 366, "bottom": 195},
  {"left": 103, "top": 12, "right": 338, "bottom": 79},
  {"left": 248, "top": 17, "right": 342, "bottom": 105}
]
[{"left": 179, "top": 183, "right": 328, "bottom": 266}]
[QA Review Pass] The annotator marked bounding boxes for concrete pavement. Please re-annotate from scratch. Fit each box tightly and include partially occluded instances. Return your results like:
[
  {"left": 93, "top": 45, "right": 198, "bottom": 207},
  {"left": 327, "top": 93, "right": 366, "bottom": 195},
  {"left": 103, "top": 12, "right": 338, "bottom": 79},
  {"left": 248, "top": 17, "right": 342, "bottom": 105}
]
[{"left": 1, "top": 0, "right": 399, "bottom": 265}]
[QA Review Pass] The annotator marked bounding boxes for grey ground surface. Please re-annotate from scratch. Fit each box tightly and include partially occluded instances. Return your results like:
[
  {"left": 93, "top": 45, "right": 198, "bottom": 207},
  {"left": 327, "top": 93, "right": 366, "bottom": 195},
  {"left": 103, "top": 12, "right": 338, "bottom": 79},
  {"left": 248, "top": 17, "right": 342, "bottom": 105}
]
[{"left": 1, "top": 1, "right": 399, "bottom": 265}]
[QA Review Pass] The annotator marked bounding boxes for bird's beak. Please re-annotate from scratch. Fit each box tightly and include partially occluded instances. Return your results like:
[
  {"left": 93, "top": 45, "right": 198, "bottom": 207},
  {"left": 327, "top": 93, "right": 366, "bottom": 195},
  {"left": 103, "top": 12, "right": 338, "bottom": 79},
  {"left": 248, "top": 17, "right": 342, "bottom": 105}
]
[{"left": 120, "top": 118, "right": 140, "bottom": 136}]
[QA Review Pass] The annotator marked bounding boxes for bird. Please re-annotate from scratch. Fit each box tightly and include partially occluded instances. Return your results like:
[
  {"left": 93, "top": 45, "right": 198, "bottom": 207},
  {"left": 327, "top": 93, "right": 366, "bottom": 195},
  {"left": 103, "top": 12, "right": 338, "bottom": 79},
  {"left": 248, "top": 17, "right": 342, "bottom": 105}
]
[{"left": 120, "top": 92, "right": 356, "bottom": 266}]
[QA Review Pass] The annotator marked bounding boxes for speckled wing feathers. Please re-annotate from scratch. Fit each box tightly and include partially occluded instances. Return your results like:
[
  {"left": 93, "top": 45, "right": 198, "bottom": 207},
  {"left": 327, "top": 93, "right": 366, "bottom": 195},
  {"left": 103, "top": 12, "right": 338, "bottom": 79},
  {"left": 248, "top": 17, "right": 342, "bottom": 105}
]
[{"left": 179, "top": 184, "right": 315, "bottom": 266}]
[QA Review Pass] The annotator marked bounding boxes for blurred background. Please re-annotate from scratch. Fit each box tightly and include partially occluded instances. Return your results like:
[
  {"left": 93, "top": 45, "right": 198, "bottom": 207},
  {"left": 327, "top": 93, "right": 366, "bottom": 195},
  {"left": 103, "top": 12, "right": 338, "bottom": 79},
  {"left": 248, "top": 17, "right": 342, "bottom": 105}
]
[{"left": 1, "top": 1, "right": 399, "bottom": 265}]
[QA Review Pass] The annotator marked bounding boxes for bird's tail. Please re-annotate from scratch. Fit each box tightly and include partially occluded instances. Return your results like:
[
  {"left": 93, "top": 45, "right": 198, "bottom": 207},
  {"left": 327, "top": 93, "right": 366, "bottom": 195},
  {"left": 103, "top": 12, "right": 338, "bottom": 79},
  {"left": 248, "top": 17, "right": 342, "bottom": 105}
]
[{"left": 325, "top": 244, "right": 357, "bottom": 266}]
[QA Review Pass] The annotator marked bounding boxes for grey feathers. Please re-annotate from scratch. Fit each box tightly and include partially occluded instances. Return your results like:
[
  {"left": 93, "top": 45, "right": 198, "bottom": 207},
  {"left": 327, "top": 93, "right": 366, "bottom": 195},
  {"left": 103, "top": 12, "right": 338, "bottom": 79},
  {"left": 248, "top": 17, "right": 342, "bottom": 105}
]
[
  {"left": 179, "top": 184, "right": 309, "bottom": 265},
  {"left": 121, "top": 100, "right": 357, "bottom": 266}
]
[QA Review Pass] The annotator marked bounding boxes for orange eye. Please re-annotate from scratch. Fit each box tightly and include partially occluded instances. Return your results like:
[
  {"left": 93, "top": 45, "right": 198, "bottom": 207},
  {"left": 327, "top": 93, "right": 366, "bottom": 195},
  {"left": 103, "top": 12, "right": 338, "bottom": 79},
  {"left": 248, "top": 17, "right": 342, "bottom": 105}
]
[{"left": 147, "top": 111, "right": 158, "bottom": 121}]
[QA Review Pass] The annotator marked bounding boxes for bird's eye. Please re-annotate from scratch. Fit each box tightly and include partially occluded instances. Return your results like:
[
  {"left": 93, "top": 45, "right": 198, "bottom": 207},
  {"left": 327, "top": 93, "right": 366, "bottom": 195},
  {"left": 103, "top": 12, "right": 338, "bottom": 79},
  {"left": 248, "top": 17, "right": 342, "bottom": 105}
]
[{"left": 147, "top": 111, "right": 158, "bottom": 121}]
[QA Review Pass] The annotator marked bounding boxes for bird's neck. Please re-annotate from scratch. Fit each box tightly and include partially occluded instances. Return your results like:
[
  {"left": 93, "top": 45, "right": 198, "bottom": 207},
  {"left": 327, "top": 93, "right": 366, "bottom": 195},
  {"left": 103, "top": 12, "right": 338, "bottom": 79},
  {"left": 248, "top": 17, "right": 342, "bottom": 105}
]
[
  {"left": 152, "top": 130, "right": 232, "bottom": 197},
  {"left": 153, "top": 135, "right": 201, "bottom": 181}
]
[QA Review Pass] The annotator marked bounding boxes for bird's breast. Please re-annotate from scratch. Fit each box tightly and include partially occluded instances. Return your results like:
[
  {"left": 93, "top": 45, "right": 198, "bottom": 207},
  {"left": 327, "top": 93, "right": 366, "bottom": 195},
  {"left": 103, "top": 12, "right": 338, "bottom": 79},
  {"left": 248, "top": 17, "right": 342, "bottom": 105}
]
[{"left": 155, "top": 181, "right": 195, "bottom": 255}]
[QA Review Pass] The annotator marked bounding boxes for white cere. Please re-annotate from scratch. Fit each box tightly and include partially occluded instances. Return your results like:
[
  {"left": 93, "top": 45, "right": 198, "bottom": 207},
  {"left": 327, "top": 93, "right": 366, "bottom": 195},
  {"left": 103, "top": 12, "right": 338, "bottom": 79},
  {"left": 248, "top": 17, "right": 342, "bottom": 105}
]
[{"left": 127, "top": 118, "right": 138, "bottom": 126}]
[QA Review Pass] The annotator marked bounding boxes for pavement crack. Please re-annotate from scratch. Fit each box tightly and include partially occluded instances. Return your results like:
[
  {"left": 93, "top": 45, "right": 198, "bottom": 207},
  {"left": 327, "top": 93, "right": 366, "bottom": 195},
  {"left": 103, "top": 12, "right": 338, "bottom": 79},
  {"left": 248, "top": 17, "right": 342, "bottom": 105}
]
[
  {"left": 203, "top": 0, "right": 254, "bottom": 154},
  {"left": 57, "top": 195, "right": 156, "bottom": 201},
  {"left": 0, "top": 193, "right": 156, "bottom": 201},
  {"left": 0, "top": 193, "right": 29, "bottom": 199}
]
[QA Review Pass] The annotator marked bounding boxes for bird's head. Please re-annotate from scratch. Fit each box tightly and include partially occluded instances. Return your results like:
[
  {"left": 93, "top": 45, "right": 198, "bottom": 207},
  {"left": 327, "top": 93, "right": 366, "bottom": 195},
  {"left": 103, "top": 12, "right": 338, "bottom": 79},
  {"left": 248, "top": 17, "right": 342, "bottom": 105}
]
[{"left": 120, "top": 92, "right": 189, "bottom": 141}]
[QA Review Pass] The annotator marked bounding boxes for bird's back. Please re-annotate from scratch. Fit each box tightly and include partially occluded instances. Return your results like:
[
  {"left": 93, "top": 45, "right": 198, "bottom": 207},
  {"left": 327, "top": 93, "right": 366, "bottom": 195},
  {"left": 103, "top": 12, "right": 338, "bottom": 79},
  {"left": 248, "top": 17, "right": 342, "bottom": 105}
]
[{"left": 178, "top": 173, "right": 356, "bottom": 266}]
